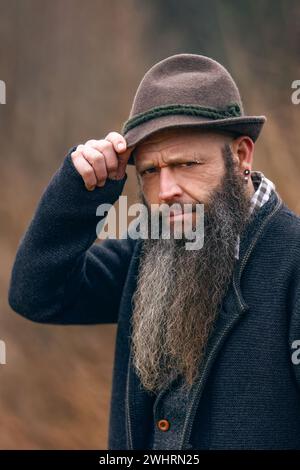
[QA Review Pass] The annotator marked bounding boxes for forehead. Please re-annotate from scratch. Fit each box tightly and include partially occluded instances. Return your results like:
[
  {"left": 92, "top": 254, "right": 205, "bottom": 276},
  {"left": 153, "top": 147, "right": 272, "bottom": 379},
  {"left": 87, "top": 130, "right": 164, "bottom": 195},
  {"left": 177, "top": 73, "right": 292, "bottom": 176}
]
[
  {"left": 138, "top": 127, "right": 211, "bottom": 146},
  {"left": 133, "top": 127, "right": 230, "bottom": 162}
]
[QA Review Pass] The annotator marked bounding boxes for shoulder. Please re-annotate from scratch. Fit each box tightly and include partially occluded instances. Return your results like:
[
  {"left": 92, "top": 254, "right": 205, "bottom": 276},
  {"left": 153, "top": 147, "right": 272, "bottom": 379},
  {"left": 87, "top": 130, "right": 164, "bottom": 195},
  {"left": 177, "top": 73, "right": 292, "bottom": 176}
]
[
  {"left": 267, "top": 201, "right": 300, "bottom": 258},
  {"left": 273, "top": 202, "right": 300, "bottom": 236}
]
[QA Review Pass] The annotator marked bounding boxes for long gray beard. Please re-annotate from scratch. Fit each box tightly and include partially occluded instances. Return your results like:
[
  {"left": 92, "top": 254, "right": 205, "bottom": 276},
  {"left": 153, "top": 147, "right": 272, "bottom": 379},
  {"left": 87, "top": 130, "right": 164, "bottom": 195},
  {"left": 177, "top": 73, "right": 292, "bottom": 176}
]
[{"left": 130, "top": 144, "right": 252, "bottom": 395}]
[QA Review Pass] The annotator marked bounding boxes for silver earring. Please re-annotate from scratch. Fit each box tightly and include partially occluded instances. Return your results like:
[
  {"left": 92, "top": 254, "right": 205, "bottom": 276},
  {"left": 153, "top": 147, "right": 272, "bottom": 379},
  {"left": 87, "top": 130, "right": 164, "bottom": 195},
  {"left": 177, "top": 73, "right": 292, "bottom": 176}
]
[{"left": 244, "top": 168, "right": 250, "bottom": 182}]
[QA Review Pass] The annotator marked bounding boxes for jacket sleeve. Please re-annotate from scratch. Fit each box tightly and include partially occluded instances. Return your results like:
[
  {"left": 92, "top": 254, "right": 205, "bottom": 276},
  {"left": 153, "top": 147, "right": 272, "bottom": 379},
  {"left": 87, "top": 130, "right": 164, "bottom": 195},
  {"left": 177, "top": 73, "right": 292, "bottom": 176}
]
[{"left": 8, "top": 146, "right": 134, "bottom": 325}]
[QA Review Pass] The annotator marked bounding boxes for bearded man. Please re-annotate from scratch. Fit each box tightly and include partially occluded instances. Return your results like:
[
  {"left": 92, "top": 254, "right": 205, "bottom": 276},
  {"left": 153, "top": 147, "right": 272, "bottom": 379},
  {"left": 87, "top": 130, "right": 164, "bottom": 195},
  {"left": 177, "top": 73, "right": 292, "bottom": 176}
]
[{"left": 8, "top": 54, "right": 300, "bottom": 450}]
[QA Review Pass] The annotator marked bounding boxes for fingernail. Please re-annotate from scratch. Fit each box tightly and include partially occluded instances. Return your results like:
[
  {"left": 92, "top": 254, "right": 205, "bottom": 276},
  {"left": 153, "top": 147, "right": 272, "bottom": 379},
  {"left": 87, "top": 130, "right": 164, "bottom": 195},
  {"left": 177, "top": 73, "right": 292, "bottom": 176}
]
[
  {"left": 118, "top": 142, "right": 125, "bottom": 150},
  {"left": 86, "top": 185, "right": 96, "bottom": 191}
]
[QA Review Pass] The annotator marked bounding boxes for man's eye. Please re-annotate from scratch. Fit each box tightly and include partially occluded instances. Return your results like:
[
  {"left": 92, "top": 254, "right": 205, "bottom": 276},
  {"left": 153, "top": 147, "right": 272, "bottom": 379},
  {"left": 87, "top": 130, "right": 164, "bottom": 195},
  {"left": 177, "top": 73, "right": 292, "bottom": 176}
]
[
  {"left": 140, "top": 161, "right": 202, "bottom": 175},
  {"left": 141, "top": 167, "right": 157, "bottom": 176},
  {"left": 179, "top": 161, "right": 201, "bottom": 167}
]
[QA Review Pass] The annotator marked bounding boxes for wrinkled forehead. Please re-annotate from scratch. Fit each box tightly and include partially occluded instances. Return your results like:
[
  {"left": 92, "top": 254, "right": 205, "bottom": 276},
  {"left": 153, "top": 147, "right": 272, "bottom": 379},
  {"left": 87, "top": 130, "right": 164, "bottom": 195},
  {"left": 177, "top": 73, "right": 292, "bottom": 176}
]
[{"left": 132, "top": 127, "right": 236, "bottom": 163}]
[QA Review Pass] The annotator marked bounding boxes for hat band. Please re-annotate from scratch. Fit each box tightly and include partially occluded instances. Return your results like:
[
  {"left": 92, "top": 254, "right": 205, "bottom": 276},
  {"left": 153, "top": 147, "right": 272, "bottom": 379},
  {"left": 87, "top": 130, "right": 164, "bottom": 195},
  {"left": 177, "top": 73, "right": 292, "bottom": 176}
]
[{"left": 122, "top": 102, "right": 241, "bottom": 133}]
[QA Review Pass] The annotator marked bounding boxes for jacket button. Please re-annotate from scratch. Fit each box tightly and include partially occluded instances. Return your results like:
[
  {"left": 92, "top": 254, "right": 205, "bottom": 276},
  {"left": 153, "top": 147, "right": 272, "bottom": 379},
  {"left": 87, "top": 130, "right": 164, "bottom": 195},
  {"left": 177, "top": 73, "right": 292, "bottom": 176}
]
[{"left": 157, "top": 419, "right": 170, "bottom": 431}]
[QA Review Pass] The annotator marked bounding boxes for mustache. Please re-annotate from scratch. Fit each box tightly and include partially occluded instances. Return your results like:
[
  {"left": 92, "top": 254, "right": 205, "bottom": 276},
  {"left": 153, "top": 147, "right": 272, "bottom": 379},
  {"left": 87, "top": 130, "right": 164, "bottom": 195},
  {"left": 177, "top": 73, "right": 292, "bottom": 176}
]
[
  {"left": 146, "top": 202, "right": 202, "bottom": 217},
  {"left": 139, "top": 191, "right": 206, "bottom": 219}
]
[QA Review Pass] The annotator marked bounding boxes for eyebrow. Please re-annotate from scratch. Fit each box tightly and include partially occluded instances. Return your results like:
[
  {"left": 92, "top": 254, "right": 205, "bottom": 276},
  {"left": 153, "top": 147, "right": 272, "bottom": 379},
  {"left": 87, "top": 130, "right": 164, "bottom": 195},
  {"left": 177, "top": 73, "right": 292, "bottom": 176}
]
[{"left": 137, "top": 153, "right": 208, "bottom": 170}]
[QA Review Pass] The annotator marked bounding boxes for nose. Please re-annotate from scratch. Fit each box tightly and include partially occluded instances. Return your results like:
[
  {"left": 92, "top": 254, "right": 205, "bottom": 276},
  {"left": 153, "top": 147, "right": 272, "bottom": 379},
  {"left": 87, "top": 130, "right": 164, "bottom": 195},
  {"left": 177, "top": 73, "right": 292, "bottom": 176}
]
[{"left": 158, "top": 167, "right": 183, "bottom": 203}]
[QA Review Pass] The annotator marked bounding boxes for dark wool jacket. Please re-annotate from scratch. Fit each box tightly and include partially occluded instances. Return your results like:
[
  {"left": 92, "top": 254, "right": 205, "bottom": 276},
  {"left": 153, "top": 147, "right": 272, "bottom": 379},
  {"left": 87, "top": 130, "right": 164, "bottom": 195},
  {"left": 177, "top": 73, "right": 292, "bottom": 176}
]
[{"left": 8, "top": 148, "right": 300, "bottom": 450}]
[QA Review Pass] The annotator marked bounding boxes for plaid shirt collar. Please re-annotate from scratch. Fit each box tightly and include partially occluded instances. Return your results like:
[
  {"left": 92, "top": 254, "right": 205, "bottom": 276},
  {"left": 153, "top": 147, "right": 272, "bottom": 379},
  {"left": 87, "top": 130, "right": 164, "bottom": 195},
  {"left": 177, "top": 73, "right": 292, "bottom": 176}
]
[{"left": 235, "top": 171, "right": 276, "bottom": 259}]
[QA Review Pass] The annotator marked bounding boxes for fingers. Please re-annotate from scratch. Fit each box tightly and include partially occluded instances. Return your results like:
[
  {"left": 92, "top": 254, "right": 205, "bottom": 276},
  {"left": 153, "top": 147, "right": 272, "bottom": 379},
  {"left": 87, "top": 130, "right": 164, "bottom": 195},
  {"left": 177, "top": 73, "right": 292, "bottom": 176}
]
[
  {"left": 71, "top": 131, "right": 131, "bottom": 191},
  {"left": 104, "top": 132, "right": 127, "bottom": 154},
  {"left": 71, "top": 146, "right": 97, "bottom": 191},
  {"left": 86, "top": 139, "right": 118, "bottom": 181},
  {"left": 104, "top": 132, "right": 132, "bottom": 179},
  {"left": 82, "top": 146, "right": 108, "bottom": 187}
]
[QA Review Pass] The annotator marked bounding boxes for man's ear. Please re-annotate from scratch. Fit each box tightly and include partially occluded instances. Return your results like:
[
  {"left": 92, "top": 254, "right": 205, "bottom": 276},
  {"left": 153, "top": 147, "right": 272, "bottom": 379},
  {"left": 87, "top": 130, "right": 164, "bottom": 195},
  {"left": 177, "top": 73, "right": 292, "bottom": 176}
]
[{"left": 230, "top": 135, "right": 254, "bottom": 172}]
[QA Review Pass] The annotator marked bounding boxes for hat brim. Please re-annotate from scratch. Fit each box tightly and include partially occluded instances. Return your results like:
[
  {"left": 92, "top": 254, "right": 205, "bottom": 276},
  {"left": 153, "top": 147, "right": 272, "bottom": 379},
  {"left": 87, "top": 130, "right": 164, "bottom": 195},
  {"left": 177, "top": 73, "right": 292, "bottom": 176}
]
[{"left": 123, "top": 114, "right": 266, "bottom": 165}]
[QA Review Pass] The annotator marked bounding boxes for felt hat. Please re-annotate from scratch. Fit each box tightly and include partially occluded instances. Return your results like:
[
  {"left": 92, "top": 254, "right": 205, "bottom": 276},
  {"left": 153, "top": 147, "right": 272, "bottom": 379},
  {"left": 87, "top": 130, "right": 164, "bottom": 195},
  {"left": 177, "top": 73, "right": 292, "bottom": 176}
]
[{"left": 121, "top": 53, "right": 266, "bottom": 165}]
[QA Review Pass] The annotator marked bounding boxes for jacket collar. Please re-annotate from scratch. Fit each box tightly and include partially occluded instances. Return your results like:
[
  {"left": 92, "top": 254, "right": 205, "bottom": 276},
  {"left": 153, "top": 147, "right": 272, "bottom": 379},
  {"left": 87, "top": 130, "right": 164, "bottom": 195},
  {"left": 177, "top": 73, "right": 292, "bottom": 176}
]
[
  {"left": 234, "top": 187, "right": 282, "bottom": 310},
  {"left": 125, "top": 188, "right": 283, "bottom": 450}
]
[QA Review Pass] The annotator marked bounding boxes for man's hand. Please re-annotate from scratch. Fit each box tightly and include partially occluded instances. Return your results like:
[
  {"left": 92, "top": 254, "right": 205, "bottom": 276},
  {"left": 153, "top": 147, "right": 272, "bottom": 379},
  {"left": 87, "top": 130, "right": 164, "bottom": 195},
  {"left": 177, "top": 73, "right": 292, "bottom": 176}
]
[{"left": 71, "top": 131, "right": 132, "bottom": 191}]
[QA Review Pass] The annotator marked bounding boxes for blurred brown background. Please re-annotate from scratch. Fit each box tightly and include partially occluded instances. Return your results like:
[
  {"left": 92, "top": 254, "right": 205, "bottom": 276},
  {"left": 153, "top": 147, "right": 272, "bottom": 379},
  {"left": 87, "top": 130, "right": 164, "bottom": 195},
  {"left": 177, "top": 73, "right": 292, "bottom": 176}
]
[{"left": 0, "top": 0, "right": 299, "bottom": 449}]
